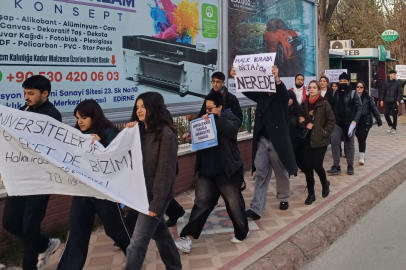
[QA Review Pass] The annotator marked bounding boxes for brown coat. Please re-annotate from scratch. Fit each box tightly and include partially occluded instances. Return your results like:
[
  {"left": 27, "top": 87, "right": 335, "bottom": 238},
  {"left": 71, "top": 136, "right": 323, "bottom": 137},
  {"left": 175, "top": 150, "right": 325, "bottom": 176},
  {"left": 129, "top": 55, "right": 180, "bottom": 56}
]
[
  {"left": 140, "top": 124, "right": 178, "bottom": 214},
  {"left": 299, "top": 98, "right": 336, "bottom": 148}
]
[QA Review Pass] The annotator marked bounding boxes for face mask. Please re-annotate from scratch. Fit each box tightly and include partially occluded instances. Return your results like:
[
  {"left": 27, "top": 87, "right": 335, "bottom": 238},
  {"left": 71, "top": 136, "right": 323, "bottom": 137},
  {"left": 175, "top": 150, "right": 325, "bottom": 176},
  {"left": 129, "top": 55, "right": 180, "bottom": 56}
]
[
  {"left": 339, "top": 83, "right": 348, "bottom": 90},
  {"left": 295, "top": 83, "right": 304, "bottom": 89}
]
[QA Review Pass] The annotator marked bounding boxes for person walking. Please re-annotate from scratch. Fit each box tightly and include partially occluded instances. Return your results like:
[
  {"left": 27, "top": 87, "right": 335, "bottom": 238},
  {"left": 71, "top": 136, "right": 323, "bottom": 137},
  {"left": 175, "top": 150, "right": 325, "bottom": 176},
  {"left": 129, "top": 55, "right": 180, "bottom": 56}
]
[
  {"left": 327, "top": 72, "right": 362, "bottom": 176},
  {"left": 2, "top": 75, "right": 62, "bottom": 270},
  {"left": 298, "top": 81, "right": 335, "bottom": 205},
  {"left": 370, "top": 80, "right": 379, "bottom": 107},
  {"left": 380, "top": 70, "right": 402, "bottom": 134},
  {"left": 230, "top": 65, "right": 297, "bottom": 219},
  {"left": 287, "top": 91, "right": 304, "bottom": 174},
  {"left": 290, "top": 74, "right": 307, "bottom": 104},
  {"left": 175, "top": 91, "right": 249, "bottom": 253},
  {"left": 355, "top": 81, "right": 382, "bottom": 165},
  {"left": 331, "top": 82, "right": 339, "bottom": 92},
  {"left": 320, "top": 75, "right": 334, "bottom": 106},
  {"left": 57, "top": 100, "right": 131, "bottom": 270},
  {"left": 125, "top": 92, "right": 181, "bottom": 270}
]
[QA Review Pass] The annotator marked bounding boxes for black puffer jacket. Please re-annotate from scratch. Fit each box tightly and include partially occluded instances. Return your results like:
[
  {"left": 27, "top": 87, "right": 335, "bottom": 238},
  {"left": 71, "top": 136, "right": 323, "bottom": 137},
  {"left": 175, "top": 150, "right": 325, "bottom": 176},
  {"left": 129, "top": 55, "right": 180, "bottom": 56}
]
[
  {"left": 382, "top": 79, "right": 402, "bottom": 103},
  {"left": 195, "top": 109, "right": 243, "bottom": 177},
  {"left": 331, "top": 86, "right": 362, "bottom": 125},
  {"left": 360, "top": 94, "right": 382, "bottom": 127}
]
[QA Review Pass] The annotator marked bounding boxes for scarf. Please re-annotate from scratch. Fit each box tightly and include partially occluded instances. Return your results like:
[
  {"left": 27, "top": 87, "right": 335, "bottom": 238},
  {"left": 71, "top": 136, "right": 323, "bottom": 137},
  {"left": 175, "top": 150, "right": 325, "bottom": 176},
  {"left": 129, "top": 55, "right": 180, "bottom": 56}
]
[{"left": 309, "top": 95, "right": 320, "bottom": 104}]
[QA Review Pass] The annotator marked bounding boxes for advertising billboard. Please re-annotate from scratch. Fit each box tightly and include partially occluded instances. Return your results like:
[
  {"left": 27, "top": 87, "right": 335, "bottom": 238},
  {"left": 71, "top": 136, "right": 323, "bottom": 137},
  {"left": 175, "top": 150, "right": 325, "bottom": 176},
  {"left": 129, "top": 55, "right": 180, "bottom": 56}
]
[
  {"left": 0, "top": 0, "right": 219, "bottom": 122},
  {"left": 228, "top": 0, "right": 317, "bottom": 93}
]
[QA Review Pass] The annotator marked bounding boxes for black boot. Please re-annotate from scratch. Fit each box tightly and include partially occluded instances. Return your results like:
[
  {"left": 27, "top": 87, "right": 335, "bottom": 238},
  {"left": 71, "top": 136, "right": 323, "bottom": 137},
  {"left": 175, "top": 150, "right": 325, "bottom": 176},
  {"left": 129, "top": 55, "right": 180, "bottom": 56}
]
[
  {"left": 305, "top": 193, "right": 316, "bottom": 205},
  {"left": 322, "top": 180, "right": 330, "bottom": 198},
  {"left": 166, "top": 209, "right": 186, "bottom": 227}
]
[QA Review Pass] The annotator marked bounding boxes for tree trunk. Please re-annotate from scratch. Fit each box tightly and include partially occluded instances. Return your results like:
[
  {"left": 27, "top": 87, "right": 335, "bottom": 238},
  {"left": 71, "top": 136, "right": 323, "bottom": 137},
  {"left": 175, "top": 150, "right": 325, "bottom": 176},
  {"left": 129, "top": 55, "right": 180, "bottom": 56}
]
[{"left": 318, "top": 21, "right": 329, "bottom": 77}]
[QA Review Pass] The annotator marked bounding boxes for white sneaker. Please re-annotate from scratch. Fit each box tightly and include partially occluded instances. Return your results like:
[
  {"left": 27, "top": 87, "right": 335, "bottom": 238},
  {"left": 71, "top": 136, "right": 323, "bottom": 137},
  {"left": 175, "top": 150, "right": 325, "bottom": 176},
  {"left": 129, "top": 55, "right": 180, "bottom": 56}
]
[
  {"left": 391, "top": 129, "right": 397, "bottom": 134},
  {"left": 359, "top": 152, "right": 365, "bottom": 165},
  {"left": 387, "top": 127, "right": 392, "bottom": 133},
  {"left": 175, "top": 236, "right": 192, "bottom": 253},
  {"left": 37, "top": 238, "right": 61, "bottom": 270},
  {"left": 231, "top": 231, "right": 250, "bottom": 243}
]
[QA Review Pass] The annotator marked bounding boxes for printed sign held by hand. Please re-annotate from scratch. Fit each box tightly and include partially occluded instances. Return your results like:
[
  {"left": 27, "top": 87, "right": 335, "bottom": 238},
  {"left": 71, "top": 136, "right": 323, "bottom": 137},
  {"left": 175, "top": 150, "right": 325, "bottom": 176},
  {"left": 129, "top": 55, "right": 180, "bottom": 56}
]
[
  {"left": 396, "top": 65, "right": 406, "bottom": 80},
  {"left": 233, "top": 53, "right": 276, "bottom": 93},
  {"left": 324, "top": 69, "right": 348, "bottom": 83},
  {"left": 190, "top": 114, "right": 218, "bottom": 151}
]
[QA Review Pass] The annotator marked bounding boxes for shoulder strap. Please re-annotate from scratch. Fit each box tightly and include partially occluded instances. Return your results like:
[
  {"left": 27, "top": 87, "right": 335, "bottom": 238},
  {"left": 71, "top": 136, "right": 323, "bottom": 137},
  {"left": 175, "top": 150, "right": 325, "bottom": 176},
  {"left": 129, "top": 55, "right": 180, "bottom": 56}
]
[{"left": 351, "top": 90, "right": 355, "bottom": 100}]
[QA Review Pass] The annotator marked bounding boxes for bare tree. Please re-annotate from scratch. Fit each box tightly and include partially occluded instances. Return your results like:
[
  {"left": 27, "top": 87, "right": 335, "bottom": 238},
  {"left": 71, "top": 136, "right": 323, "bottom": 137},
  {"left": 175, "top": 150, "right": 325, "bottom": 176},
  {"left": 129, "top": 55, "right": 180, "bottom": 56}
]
[{"left": 318, "top": 0, "right": 340, "bottom": 76}]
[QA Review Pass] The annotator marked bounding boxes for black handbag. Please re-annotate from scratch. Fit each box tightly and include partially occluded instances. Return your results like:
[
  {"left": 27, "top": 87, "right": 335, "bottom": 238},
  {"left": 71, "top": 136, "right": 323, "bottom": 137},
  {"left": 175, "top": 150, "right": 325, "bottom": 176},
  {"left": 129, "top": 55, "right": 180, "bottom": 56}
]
[
  {"left": 297, "top": 128, "right": 310, "bottom": 140},
  {"left": 297, "top": 107, "right": 316, "bottom": 141}
]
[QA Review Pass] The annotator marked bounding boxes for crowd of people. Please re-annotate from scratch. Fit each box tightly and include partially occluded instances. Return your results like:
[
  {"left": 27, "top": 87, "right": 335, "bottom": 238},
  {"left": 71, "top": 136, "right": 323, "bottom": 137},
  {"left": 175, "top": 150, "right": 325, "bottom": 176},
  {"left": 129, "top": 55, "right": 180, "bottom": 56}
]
[{"left": 1, "top": 66, "right": 402, "bottom": 270}]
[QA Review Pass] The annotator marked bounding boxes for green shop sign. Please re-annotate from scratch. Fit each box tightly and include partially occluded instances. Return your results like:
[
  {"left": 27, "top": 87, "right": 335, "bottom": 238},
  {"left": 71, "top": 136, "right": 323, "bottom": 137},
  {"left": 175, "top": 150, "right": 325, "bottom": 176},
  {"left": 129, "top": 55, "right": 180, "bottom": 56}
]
[
  {"left": 382, "top": 30, "right": 399, "bottom": 42},
  {"left": 378, "top": 45, "right": 386, "bottom": 61},
  {"left": 202, "top": 4, "right": 218, "bottom": 39}
]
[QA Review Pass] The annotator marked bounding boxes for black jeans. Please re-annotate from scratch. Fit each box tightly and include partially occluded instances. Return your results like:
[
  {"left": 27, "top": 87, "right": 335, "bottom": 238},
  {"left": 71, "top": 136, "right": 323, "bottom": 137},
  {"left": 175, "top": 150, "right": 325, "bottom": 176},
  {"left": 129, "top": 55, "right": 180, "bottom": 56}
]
[
  {"left": 384, "top": 102, "right": 398, "bottom": 129},
  {"left": 3, "top": 195, "right": 50, "bottom": 270},
  {"left": 294, "top": 146, "right": 305, "bottom": 172},
  {"left": 303, "top": 144, "right": 328, "bottom": 194},
  {"left": 180, "top": 166, "right": 248, "bottom": 240},
  {"left": 125, "top": 201, "right": 182, "bottom": 270},
  {"left": 125, "top": 197, "right": 184, "bottom": 234},
  {"left": 57, "top": 197, "right": 131, "bottom": 270},
  {"left": 355, "top": 118, "right": 370, "bottom": 153}
]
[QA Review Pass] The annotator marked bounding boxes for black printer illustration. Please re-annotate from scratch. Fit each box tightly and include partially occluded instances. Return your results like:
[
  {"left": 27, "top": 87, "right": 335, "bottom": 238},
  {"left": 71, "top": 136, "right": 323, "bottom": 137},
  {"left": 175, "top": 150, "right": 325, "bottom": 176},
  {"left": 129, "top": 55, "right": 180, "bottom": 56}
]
[{"left": 123, "top": 35, "right": 218, "bottom": 97}]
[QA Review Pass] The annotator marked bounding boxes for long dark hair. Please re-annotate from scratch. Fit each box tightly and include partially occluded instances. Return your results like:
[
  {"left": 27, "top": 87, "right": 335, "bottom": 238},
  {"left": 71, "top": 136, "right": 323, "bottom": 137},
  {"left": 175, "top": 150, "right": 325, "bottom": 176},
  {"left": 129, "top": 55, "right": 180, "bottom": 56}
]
[
  {"left": 74, "top": 99, "right": 118, "bottom": 145},
  {"left": 130, "top": 92, "right": 176, "bottom": 139},
  {"left": 357, "top": 81, "right": 369, "bottom": 96}
]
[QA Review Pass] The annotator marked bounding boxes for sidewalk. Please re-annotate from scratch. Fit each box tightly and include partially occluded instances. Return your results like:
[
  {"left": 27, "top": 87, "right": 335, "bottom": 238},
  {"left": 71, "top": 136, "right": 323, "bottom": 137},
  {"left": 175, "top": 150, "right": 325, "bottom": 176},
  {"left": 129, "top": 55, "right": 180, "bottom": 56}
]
[{"left": 44, "top": 123, "right": 406, "bottom": 270}]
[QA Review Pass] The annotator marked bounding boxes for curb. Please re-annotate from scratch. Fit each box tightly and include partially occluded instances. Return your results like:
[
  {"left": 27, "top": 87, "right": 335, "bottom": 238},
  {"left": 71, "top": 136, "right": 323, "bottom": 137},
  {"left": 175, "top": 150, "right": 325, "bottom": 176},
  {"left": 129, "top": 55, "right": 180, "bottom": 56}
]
[{"left": 245, "top": 158, "right": 406, "bottom": 270}]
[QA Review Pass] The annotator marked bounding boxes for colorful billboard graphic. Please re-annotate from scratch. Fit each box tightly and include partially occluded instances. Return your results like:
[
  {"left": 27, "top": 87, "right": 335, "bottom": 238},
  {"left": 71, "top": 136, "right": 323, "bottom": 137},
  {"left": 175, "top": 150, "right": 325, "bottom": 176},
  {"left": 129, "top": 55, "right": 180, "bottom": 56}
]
[
  {"left": 228, "top": 0, "right": 316, "bottom": 79},
  {"left": 0, "top": 0, "right": 219, "bottom": 117}
]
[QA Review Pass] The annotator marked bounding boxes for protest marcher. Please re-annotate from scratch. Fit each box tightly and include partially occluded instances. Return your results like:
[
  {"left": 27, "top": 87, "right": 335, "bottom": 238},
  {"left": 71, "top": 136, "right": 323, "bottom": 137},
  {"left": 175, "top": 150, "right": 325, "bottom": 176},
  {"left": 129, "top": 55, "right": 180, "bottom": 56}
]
[
  {"left": 175, "top": 91, "right": 249, "bottom": 253},
  {"left": 125, "top": 92, "right": 181, "bottom": 270},
  {"left": 2, "top": 75, "right": 62, "bottom": 270},
  {"left": 287, "top": 91, "right": 304, "bottom": 174},
  {"left": 319, "top": 75, "right": 334, "bottom": 106},
  {"left": 231, "top": 65, "right": 297, "bottom": 219},
  {"left": 328, "top": 72, "right": 362, "bottom": 176},
  {"left": 197, "top": 71, "right": 243, "bottom": 122},
  {"left": 298, "top": 81, "right": 335, "bottom": 205},
  {"left": 290, "top": 74, "right": 307, "bottom": 104},
  {"left": 380, "top": 70, "right": 402, "bottom": 134},
  {"left": 57, "top": 99, "right": 131, "bottom": 270},
  {"left": 331, "top": 82, "right": 339, "bottom": 92},
  {"left": 370, "top": 80, "right": 379, "bottom": 107},
  {"left": 355, "top": 81, "right": 382, "bottom": 165}
]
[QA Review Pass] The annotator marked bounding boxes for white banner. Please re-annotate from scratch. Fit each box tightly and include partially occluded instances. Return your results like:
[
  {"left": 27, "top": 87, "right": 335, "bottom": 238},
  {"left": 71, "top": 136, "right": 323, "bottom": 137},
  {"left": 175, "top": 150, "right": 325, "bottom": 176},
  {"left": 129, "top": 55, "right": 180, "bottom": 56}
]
[
  {"left": 324, "top": 69, "right": 348, "bottom": 82},
  {"left": 396, "top": 65, "right": 406, "bottom": 80},
  {"left": 0, "top": 105, "right": 149, "bottom": 214},
  {"left": 233, "top": 53, "right": 276, "bottom": 93}
]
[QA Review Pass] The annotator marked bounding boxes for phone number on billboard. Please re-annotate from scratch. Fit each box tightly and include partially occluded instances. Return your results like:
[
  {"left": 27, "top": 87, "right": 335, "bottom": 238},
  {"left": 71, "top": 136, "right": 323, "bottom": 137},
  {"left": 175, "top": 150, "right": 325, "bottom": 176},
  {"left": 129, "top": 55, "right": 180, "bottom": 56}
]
[{"left": 6, "top": 71, "right": 120, "bottom": 83}]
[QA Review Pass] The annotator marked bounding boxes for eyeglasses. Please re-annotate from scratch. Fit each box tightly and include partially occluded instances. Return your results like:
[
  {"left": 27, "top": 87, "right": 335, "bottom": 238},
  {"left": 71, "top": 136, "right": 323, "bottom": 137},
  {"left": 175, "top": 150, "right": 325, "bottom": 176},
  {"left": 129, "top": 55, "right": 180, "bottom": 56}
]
[
  {"left": 356, "top": 86, "right": 364, "bottom": 89},
  {"left": 205, "top": 107, "right": 216, "bottom": 112},
  {"left": 211, "top": 80, "right": 223, "bottom": 85}
]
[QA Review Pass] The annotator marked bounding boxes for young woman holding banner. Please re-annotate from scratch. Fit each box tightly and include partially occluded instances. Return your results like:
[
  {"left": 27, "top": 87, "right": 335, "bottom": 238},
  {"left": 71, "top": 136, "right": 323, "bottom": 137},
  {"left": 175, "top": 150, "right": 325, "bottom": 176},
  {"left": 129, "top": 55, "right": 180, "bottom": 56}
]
[
  {"left": 124, "top": 92, "right": 181, "bottom": 270},
  {"left": 57, "top": 99, "right": 131, "bottom": 270}
]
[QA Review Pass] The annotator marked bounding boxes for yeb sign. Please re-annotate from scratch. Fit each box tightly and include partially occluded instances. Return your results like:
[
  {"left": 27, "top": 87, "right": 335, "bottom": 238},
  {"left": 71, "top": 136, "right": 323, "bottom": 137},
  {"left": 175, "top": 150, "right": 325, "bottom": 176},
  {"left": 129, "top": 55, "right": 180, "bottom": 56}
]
[
  {"left": 233, "top": 53, "right": 276, "bottom": 93},
  {"left": 382, "top": 30, "right": 399, "bottom": 42}
]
